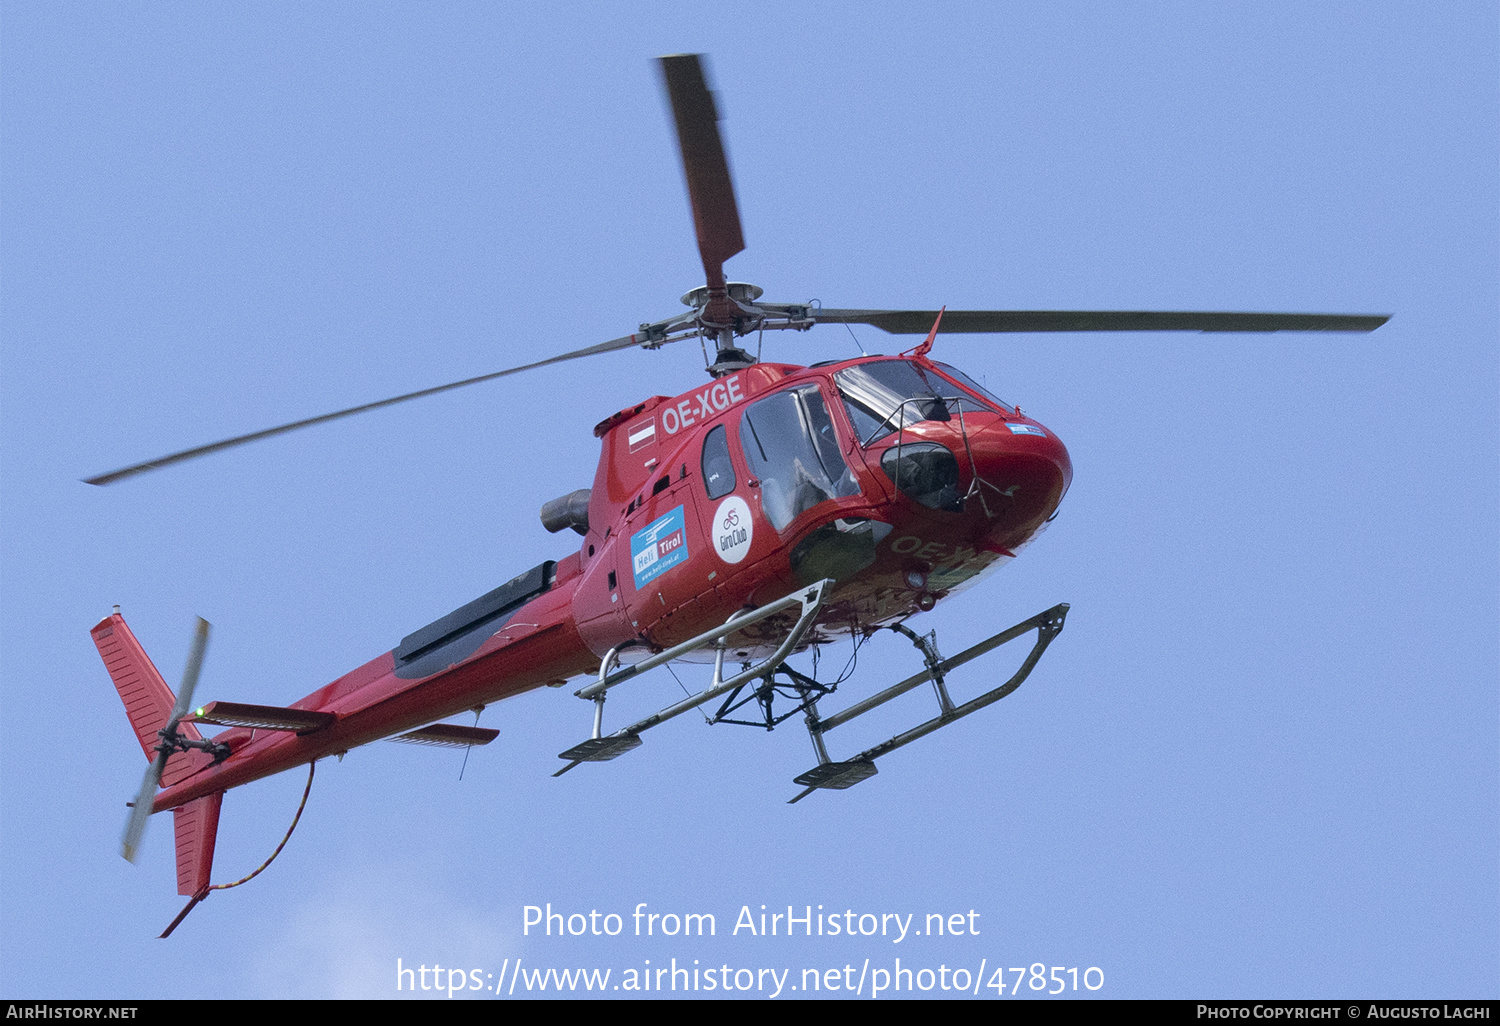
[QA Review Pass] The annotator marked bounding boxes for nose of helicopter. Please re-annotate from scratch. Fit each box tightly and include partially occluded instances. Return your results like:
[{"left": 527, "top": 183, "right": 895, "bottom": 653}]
[{"left": 961, "top": 417, "right": 1072, "bottom": 533}]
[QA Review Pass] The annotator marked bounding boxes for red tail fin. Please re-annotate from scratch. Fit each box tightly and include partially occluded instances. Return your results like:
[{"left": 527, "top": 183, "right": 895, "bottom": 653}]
[
  {"left": 172, "top": 793, "right": 222, "bottom": 896},
  {"left": 94, "top": 612, "right": 224, "bottom": 919},
  {"left": 91, "top": 612, "right": 208, "bottom": 788}
]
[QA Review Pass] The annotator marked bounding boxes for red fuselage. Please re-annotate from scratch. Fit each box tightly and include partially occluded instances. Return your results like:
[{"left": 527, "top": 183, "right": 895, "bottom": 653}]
[{"left": 135, "top": 354, "right": 1071, "bottom": 811}]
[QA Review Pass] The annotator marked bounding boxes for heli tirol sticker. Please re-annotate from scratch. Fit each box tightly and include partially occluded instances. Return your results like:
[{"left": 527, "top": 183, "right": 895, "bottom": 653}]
[{"left": 630, "top": 505, "right": 690, "bottom": 589}]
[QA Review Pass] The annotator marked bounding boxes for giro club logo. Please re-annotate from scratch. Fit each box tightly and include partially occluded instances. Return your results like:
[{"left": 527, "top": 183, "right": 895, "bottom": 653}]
[{"left": 713, "top": 496, "right": 753, "bottom": 565}]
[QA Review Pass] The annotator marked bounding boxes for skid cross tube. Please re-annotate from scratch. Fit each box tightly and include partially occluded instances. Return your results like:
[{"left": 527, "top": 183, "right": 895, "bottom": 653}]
[
  {"left": 708, "top": 663, "right": 838, "bottom": 730},
  {"left": 554, "top": 579, "right": 832, "bottom": 775},
  {"left": 789, "top": 602, "right": 1069, "bottom": 802}
]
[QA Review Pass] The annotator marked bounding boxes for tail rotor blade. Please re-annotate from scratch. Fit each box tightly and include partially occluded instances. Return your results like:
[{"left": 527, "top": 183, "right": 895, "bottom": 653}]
[
  {"left": 169, "top": 618, "right": 211, "bottom": 726},
  {"left": 120, "top": 618, "right": 210, "bottom": 863},
  {"left": 122, "top": 748, "right": 168, "bottom": 863}
]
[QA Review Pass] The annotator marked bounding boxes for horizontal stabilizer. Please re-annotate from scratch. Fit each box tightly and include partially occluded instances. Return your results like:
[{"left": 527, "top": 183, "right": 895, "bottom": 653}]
[
  {"left": 182, "top": 701, "right": 333, "bottom": 733},
  {"left": 389, "top": 723, "right": 500, "bottom": 748}
]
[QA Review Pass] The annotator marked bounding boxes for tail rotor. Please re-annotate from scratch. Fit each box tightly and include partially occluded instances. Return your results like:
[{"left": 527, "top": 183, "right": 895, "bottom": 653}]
[{"left": 120, "top": 618, "right": 211, "bottom": 863}]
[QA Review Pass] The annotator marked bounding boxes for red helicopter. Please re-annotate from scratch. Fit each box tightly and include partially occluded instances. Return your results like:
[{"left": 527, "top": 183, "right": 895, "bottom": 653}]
[{"left": 88, "top": 55, "right": 1387, "bottom": 936}]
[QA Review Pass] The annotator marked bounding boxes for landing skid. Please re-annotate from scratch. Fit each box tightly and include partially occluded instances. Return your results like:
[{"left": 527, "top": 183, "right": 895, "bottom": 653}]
[
  {"left": 551, "top": 584, "right": 1067, "bottom": 802},
  {"left": 554, "top": 579, "right": 832, "bottom": 776},
  {"left": 788, "top": 603, "right": 1069, "bottom": 803}
]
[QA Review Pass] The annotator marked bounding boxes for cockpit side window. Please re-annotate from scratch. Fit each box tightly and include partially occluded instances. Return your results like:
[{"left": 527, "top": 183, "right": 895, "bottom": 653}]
[
  {"left": 739, "top": 384, "right": 859, "bottom": 531},
  {"left": 701, "top": 424, "right": 737, "bottom": 500}
]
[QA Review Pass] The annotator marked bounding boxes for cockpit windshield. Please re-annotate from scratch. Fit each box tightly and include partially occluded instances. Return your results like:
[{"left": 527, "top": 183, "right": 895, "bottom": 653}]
[
  {"left": 834, "top": 359, "right": 1010, "bottom": 444},
  {"left": 930, "top": 362, "right": 1012, "bottom": 415}
]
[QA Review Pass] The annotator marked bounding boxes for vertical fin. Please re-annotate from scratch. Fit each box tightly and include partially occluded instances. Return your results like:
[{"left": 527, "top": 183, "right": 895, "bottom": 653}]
[
  {"left": 92, "top": 613, "right": 210, "bottom": 787},
  {"left": 172, "top": 793, "right": 223, "bottom": 897}
]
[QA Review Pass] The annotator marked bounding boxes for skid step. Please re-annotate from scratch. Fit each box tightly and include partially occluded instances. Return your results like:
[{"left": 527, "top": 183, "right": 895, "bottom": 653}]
[
  {"left": 559, "top": 735, "right": 643, "bottom": 762},
  {"left": 792, "top": 759, "right": 877, "bottom": 791}
]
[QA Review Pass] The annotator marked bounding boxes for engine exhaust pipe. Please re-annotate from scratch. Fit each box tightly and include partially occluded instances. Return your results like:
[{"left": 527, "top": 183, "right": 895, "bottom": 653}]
[{"left": 540, "top": 489, "right": 591, "bottom": 535}]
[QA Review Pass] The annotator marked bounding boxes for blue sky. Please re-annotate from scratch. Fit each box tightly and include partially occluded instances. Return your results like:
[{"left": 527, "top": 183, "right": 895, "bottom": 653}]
[{"left": 2, "top": 1, "right": 1495, "bottom": 1000}]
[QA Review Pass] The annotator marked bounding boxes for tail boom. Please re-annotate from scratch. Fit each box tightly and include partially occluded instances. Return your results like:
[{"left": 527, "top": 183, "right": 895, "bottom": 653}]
[{"left": 101, "top": 575, "right": 596, "bottom": 814}]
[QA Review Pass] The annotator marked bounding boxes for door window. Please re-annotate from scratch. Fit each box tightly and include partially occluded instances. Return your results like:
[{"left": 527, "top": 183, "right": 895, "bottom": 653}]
[
  {"left": 739, "top": 384, "right": 859, "bottom": 530},
  {"left": 700, "top": 424, "right": 737, "bottom": 500}
]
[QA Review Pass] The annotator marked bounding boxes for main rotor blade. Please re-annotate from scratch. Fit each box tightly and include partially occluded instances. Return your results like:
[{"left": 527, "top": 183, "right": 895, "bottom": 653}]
[
  {"left": 807, "top": 310, "right": 1390, "bottom": 334},
  {"left": 659, "top": 54, "right": 744, "bottom": 288},
  {"left": 84, "top": 330, "right": 667, "bottom": 485}
]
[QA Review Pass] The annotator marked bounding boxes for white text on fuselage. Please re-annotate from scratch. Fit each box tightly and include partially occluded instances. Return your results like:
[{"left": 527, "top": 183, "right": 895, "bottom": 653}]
[
  {"left": 661, "top": 375, "right": 745, "bottom": 435},
  {"left": 890, "top": 536, "right": 1000, "bottom": 566}
]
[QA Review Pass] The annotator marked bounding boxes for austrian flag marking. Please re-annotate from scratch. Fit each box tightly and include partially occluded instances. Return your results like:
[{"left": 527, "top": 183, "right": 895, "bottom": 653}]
[{"left": 627, "top": 419, "right": 656, "bottom": 452}]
